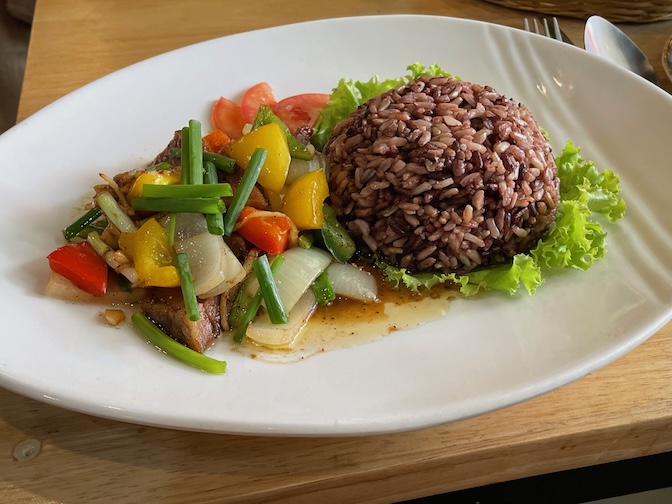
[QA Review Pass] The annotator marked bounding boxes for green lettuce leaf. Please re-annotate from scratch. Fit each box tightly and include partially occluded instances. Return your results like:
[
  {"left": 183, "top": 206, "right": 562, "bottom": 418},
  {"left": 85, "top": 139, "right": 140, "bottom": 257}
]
[
  {"left": 311, "top": 63, "right": 452, "bottom": 150},
  {"left": 463, "top": 254, "right": 543, "bottom": 295},
  {"left": 554, "top": 140, "right": 627, "bottom": 222},
  {"left": 377, "top": 252, "right": 542, "bottom": 297},
  {"left": 317, "top": 65, "right": 626, "bottom": 296},
  {"left": 531, "top": 200, "right": 607, "bottom": 270}
]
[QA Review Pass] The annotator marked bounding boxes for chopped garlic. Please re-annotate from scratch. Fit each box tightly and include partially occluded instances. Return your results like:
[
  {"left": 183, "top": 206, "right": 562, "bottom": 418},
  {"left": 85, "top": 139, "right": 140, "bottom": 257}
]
[{"left": 104, "top": 309, "right": 126, "bottom": 326}]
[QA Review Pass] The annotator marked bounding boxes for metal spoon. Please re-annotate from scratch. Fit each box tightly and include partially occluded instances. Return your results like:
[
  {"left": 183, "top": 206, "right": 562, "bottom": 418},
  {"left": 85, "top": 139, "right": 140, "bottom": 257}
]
[{"left": 584, "top": 15, "right": 659, "bottom": 85}]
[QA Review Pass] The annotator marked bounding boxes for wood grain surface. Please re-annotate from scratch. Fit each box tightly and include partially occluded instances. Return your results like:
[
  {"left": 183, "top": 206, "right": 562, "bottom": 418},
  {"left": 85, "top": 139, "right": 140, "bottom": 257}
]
[{"left": 4, "top": 1, "right": 672, "bottom": 503}]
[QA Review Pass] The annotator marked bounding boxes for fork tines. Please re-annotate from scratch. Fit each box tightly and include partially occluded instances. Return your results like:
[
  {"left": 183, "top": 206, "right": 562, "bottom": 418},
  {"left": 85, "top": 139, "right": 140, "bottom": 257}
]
[{"left": 524, "top": 16, "right": 563, "bottom": 42}]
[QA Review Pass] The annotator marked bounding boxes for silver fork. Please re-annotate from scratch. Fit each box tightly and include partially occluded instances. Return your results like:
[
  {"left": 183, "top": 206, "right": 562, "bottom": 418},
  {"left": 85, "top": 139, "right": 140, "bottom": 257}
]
[{"left": 524, "top": 17, "right": 574, "bottom": 45}]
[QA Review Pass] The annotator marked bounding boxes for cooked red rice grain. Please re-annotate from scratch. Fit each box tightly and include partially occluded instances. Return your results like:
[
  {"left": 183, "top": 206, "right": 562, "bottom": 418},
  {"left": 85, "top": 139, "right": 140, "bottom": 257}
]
[{"left": 324, "top": 76, "right": 560, "bottom": 274}]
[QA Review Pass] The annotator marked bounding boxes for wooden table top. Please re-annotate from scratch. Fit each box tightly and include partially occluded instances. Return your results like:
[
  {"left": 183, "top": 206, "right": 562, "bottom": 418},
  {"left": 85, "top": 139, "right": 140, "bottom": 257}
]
[{"left": 4, "top": 1, "right": 672, "bottom": 502}]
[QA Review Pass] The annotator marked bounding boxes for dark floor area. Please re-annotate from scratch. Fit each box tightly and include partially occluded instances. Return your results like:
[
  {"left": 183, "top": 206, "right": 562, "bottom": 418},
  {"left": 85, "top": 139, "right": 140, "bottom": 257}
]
[{"left": 400, "top": 451, "right": 672, "bottom": 504}]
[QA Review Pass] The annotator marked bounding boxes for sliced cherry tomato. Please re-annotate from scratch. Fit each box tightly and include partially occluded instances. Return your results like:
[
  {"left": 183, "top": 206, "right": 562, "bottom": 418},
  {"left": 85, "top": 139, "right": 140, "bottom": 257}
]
[
  {"left": 203, "top": 129, "right": 232, "bottom": 153},
  {"left": 240, "top": 82, "right": 277, "bottom": 124},
  {"left": 47, "top": 242, "right": 108, "bottom": 296},
  {"left": 236, "top": 206, "right": 292, "bottom": 255},
  {"left": 211, "top": 97, "right": 247, "bottom": 139},
  {"left": 272, "top": 93, "right": 330, "bottom": 134}
]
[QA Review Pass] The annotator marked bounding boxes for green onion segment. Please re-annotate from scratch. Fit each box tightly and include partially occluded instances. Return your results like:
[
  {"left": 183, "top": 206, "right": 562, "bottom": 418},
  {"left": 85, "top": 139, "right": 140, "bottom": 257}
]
[
  {"left": 203, "top": 161, "right": 225, "bottom": 235},
  {"left": 253, "top": 255, "right": 288, "bottom": 324},
  {"left": 96, "top": 191, "right": 137, "bottom": 233},
  {"left": 188, "top": 119, "right": 204, "bottom": 185},
  {"left": 311, "top": 270, "right": 336, "bottom": 305},
  {"left": 168, "top": 147, "right": 236, "bottom": 172},
  {"left": 167, "top": 212, "right": 177, "bottom": 247},
  {"left": 141, "top": 182, "right": 232, "bottom": 198},
  {"left": 232, "top": 254, "right": 285, "bottom": 343},
  {"left": 131, "top": 312, "right": 226, "bottom": 374},
  {"left": 180, "top": 126, "right": 191, "bottom": 185},
  {"left": 223, "top": 147, "right": 267, "bottom": 236},
  {"left": 131, "top": 196, "right": 225, "bottom": 214},
  {"left": 176, "top": 252, "right": 200, "bottom": 321},
  {"left": 62, "top": 207, "right": 103, "bottom": 241}
]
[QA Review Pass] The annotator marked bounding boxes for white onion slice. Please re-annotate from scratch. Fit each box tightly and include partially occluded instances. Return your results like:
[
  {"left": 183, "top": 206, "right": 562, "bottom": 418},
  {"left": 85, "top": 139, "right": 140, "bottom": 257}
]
[
  {"left": 246, "top": 290, "right": 318, "bottom": 348},
  {"left": 159, "top": 212, "right": 209, "bottom": 240},
  {"left": 174, "top": 232, "right": 228, "bottom": 296},
  {"left": 45, "top": 271, "right": 146, "bottom": 304},
  {"left": 246, "top": 247, "right": 332, "bottom": 313},
  {"left": 326, "top": 262, "right": 379, "bottom": 302},
  {"left": 285, "top": 152, "right": 328, "bottom": 186},
  {"left": 162, "top": 213, "right": 246, "bottom": 297},
  {"left": 196, "top": 241, "right": 246, "bottom": 298}
]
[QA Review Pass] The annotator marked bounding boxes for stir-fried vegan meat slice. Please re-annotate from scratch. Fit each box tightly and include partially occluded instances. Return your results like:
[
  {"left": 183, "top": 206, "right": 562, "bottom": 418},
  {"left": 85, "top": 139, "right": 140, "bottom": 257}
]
[
  {"left": 150, "top": 129, "right": 184, "bottom": 169},
  {"left": 141, "top": 288, "right": 221, "bottom": 353}
]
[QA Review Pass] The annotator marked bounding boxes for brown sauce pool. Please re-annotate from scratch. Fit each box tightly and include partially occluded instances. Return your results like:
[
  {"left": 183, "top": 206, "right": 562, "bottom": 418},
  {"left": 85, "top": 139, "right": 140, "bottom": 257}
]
[
  {"left": 231, "top": 279, "right": 461, "bottom": 363},
  {"left": 51, "top": 268, "right": 460, "bottom": 363}
]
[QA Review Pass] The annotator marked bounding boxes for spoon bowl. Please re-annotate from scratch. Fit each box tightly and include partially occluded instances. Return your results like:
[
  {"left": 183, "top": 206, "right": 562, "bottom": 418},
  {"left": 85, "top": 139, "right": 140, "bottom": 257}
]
[{"left": 584, "top": 15, "right": 659, "bottom": 85}]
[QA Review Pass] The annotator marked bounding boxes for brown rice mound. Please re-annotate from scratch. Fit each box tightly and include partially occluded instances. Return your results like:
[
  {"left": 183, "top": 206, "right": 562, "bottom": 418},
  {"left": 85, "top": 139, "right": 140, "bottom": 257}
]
[{"left": 324, "top": 75, "right": 560, "bottom": 275}]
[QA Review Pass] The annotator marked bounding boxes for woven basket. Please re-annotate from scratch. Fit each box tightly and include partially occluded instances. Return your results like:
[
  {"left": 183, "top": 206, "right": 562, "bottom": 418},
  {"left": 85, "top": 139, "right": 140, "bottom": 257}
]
[{"left": 484, "top": 0, "right": 672, "bottom": 22}]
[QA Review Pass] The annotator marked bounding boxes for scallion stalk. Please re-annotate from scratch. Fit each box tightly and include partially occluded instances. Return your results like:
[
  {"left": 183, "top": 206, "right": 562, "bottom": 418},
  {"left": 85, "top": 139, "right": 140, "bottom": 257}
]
[
  {"left": 176, "top": 252, "right": 199, "bottom": 322},
  {"left": 232, "top": 291, "right": 263, "bottom": 344},
  {"left": 141, "top": 183, "right": 232, "bottom": 198},
  {"left": 167, "top": 212, "right": 177, "bottom": 247},
  {"left": 311, "top": 270, "right": 335, "bottom": 305},
  {"left": 96, "top": 191, "right": 137, "bottom": 233},
  {"left": 203, "top": 161, "right": 224, "bottom": 235},
  {"left": 75, "top": 220, "right": 108, "bottom": 239},
  {"left": 253, "top": 255, "right": 288, "bottom": 324},
  {"left": 62, "top": 207, "right": 103, "bottom": 241},
  {"left": 180, "top": 126, "right": 190, "bottom": 185},
  {"left": 168, "top": 148, "right": 236, "bottom": 172},
  {"left": 86, "top": 230, "right": 139, "bottom": 284},
  {"left": 131, "top": 312, "right": 226, "bottom": 374},
  {"left": 131, "top": 196, "right": 225, "bottom": 214},
  {"left": 223, "top": 147, "right": 267, "bottom": 236},
  {"left": 232, "top": 255, "right": 285, "bottom": 343},
  {"left": 204, "top": 152, "right": 236, "bottom": 173},
  {"left": 188, "top": 119, "right": 203, "bottom": 185},
  {"left": 298, "top": 233, "right": 314, "bottom": 249},
  {"left": 146, "top": 161, "right": 172, "bottom": 171}
]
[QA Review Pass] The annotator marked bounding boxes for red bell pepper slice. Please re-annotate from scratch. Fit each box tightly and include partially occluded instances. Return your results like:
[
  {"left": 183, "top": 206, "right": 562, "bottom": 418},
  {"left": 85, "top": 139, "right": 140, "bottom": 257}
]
[
  {"left": 47, "top": 242, "right": 108, "bottom": 296},
  {"left": 203, "top": 129, "right": 232, "bottom": 153},
  {"left": 236, "top": 207, "right": 292, "bottom": 255}
]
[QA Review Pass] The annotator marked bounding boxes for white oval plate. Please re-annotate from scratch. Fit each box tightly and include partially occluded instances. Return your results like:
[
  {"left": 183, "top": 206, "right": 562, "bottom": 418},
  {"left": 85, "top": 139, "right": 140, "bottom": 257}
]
[{"left": 1, "top": 15, "right": 671, "bottom": 436}]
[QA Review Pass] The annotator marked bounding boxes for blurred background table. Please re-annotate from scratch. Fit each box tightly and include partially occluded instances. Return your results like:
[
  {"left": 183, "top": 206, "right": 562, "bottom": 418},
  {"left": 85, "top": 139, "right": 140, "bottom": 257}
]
[{"left": 2, "top": 1, "right": 672, "bottom": 503}]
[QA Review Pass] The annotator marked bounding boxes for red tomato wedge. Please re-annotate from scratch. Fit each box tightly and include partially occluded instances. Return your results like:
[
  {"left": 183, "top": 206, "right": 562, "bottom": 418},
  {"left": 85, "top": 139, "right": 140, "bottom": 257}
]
[
  {"left": 47, "top": 242, "right": 108, "bottom": 296},
  {"left": 240, "top": 82, "right": 277, "bottom": 124},
  {"left": 211, "top": 97, "right": 247, "bottom": 139},
  {"left": 272, "top": 93, "right": 330, "bottom": 134},
  {"left": 236, "top": 207, "right": 292, "bottom": 255}
]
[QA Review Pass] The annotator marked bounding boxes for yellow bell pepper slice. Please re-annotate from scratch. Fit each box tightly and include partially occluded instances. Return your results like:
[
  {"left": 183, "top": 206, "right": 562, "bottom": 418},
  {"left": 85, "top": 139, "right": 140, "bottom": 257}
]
[
  {"left": 127, "top": 170, "right": 181, "bottom": 200},
  {"left": 281, "top": 169, "right": 329, "bottom": 230},
  {"left": 119, "top": 218, "right": 180, "bottom": 287},
  {"left": 224, "top": 122, "right": 290, "bottom": 193}
]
